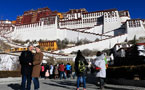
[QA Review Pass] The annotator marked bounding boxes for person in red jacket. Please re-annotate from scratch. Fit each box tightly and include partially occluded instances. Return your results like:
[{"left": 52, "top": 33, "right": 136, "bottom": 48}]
[{"left": 59, "top": 63, "right": 66, "bottom": 80}]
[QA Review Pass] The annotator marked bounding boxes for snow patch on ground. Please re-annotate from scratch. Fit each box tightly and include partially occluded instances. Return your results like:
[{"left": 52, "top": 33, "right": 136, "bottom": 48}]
[{"left": 0, "top": 54, "right": 19, "bottom": 71}]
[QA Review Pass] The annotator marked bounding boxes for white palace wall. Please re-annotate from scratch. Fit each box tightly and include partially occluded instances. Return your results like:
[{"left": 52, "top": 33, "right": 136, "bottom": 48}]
[
  {"left": 12, "top": 21, "right": 106, "bottom": 42},
  {"left": 85, "top": 25, "right": 103, "bottom": 34},
  {"left": 127, "top": 20, "right": 145, "bottom": 40},
  {"left": 11, "top": 23, "right": 58, "bottom": 41},
  {"left": 120, "top": 16, "right": 130, "bottom": 23},
  {"left": 55, "top": 34, "right": 128, "bottom": 54},
  {"left": 103, "top": 11, "right": 122, "bottom": 33},
  {"left": 57, "top": 28, "right": 104, "bottom": 42},
  {"left": 103, "top": 28, "right": 126, "bottom": 36},
  {"left": 59, "top": 20, "right": 97, "bottom": 29}
]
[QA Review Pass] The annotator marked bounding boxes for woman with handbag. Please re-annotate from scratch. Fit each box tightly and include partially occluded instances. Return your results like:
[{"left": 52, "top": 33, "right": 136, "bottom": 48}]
[{"left": 45, "top": 64, "right": 50, "bottom": 79}]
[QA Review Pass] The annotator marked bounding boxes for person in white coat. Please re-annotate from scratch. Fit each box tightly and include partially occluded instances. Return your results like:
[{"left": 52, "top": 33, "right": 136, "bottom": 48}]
[
  {"left": 94, "top": 51, "right": 106, "bottom": 89},
  {"left": 49, "top": 64, "right": 54, "bottom": 79}
]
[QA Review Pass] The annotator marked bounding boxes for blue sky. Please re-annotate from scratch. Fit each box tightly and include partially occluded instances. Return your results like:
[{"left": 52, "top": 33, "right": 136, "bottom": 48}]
[{"left": 0, "top": 0, "right": 144, "bottom": 20}]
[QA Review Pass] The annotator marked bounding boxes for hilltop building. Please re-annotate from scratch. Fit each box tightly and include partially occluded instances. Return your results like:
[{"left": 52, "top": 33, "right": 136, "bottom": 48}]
[
  {"left": 0, "top": 20, "right": 14, "bottom": 37},
  {"left": 0, "top": 20, "right": 14, "bottom": 31},
  {"left": 16, "top": 7, "right": 59, "bottom": 25}
]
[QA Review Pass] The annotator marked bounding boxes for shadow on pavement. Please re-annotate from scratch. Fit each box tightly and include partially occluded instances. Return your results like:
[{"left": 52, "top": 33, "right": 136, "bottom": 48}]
[
  {"left": 86, "top": 73, "right": 134, "bottom": 90},
  {"left": 43, "top": 80, "right": 76, "bottom": 89},
  {"left": 8, "top": 84, "right": 21, "bottom": 90},
  {"left": 56, "top": 80, "right": 76, "bottom": 86},
  {"left": 44, "top": 80, "right": 97, "bottom": 90},
  {"left": 104, "top": 86, "right": 132, "bottom": 90},
  {"left": 43, "top": 82, "right": 74, "bottom": 90},
  {"left": 86, "top": 73, "right": 97, "bottom": 84}
]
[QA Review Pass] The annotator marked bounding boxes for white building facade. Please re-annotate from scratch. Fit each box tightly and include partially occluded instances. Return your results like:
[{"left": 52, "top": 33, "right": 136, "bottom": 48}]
[{"left": 7, "top": 8, "right": 145, "bottom": 52}]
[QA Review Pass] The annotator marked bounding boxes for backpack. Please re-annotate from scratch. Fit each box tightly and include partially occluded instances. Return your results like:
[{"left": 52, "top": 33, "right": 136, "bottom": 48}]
[{"left": 78, "top": 60, "right": 86, "bottom": 72}]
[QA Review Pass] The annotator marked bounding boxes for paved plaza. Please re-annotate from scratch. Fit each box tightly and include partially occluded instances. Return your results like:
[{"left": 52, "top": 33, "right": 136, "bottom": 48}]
[{"left": 0, "top": 77, "right": 145, "bottom": 90}]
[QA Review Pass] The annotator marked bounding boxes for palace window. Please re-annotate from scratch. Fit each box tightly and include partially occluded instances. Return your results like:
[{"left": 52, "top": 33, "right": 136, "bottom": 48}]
[
  {"left": 133, "top": 21, "right": 136, "bottom": 27},
  {"left": 138, "top": 21, "right": 140, "bottom": 27},
  {"left": 112, "top": 12, "right": 114, "bottom": 17},
  {"left": 131, "top": 21, "right": 133, "bottom": 27},
  {"left": 98, "top": 13, "right": 100, "bottom": 16},
  {"left": 114, "top": 12, "right": 117, "bottom": 17},
  {"left": 86, "top": 14, "right": 88, "bottom": 17}
]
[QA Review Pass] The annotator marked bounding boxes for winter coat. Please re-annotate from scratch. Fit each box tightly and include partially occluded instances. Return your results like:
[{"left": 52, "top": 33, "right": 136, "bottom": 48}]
[
  {"left": 59, "top": 64, "right": 65, "bottom": 72},
  {"left": 75, "top": 54, "right": 88, "bottom": 76},
  {"left": 66, "top": 64, "right": 71, "bottom": 70},
  {"left": 94, "top": 54, "right": 106, "bottom": 78},
  {"left": 32, "top": 52, "right": 43, "bottom": 77},
  {"left": 54, "top": 65, "right": 59, "bottom": 75},
  {"left": 50, "top": 65, "right": 54, "bottom": 75},
  {"left": 44, "top": 64, "right": 49, "bottom": 72},
  {"left": 19, "top": 50, "right": 33, "bottom": 75}
]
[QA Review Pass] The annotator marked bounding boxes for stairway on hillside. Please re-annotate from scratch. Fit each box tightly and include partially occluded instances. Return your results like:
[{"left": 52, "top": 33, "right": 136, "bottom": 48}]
[
  {"left": 60, "top": 27, "right": 113, "bottom": 38},
  {"left": 54, "top": 34, "right": 127, "bottom": 54}
]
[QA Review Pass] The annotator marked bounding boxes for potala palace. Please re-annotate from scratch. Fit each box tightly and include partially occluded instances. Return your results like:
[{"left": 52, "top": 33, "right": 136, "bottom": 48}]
[
  {"left": 0, "top": 7, "right": 145, "bottom": 70},
  {"left": 1, "top": 7, "right": 145, "bottom": 53}
]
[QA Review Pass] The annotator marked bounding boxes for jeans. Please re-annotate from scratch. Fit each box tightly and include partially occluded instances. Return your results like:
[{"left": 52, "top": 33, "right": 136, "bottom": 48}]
[
  {"left": 32, "top": 77, "right": 40, "bottom": 90},
  {"left": 77, "top": 75, "right": 86, "bottom": 89},
  {"left": 21, "top": 75, "right": 31, "bottom": 90},
  {"left": 60, "top": 71, "right": 66, "bottom": 80},
  {"left": 66, "top": 70, "right": 71, "bottom": 78}
]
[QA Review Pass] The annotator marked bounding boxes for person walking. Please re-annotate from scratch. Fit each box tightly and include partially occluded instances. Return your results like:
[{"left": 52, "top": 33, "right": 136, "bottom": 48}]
[
  {"left": 44, "top": 64, "right": 50, "bottom": 79},
  {"left": 54, "top": 64, "right": 59, "bottom": 79},
  {"left": 40, "top": 64, "right": 45, "bottom": 78},
  {"left": 75, "top": 50, "right": 88, "bottom": 90},
  {"left": 94, "top": 51, "right": 106, "bottom": 89},
  {"left": 66, "top": 63, "right": 71, "bottom": 79},
  {"left": 59, "top": 63, "right": 66, "bottom": 80},
  {"left": 19, "top": 45, "right": 34, "bottom": 90},
  {"left": 32, "top": 46, "right": 43, "bottom": 90},
  {"left": 49, "top": 64, "right": 54, "bottom": 79}
]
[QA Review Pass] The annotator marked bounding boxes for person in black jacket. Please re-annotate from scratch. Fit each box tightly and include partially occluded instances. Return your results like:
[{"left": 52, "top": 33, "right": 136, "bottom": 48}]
[
  {"left": 19, "top": 45, "right": 34, "bottom": 90},
  {"left": 75, "top": 50, "right": 88, "bottom": 90}
]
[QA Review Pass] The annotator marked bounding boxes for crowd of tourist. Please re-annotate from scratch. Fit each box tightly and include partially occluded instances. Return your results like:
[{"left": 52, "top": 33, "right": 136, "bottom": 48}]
[
  {"left": 19, "top": 44, "right": 107, "bottom": 90},
  {"left": 40, "top": 62, "right": 72, "bottom": 80}
]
